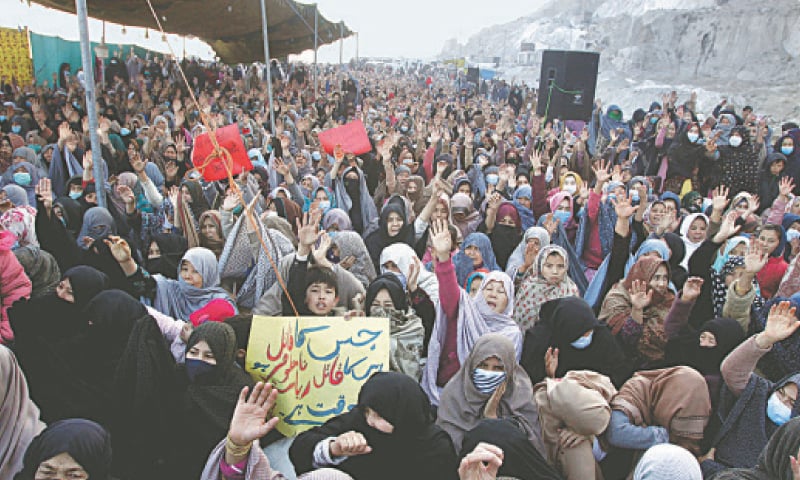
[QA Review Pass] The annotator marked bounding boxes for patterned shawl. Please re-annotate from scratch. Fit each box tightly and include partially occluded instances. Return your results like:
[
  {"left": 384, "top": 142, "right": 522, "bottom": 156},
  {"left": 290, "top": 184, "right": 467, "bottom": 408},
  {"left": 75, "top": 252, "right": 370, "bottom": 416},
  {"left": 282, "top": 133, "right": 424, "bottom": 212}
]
[{"left": 514, "top": 246, "right": 580, "bottom": 331}]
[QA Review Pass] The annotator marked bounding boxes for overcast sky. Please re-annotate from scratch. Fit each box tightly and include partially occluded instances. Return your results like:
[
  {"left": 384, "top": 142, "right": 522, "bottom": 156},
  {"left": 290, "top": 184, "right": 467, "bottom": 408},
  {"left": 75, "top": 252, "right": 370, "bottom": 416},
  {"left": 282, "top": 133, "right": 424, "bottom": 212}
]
[{"left": 0, "top": 0, "right": 540, "bottom": 63}]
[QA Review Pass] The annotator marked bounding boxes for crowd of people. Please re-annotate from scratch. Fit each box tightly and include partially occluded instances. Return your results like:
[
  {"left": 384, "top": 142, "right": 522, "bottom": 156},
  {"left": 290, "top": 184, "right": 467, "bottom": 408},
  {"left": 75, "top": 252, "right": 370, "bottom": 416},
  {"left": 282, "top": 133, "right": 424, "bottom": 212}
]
[{"left": 1, "top": 50, "right": 800, "bottom": 480}]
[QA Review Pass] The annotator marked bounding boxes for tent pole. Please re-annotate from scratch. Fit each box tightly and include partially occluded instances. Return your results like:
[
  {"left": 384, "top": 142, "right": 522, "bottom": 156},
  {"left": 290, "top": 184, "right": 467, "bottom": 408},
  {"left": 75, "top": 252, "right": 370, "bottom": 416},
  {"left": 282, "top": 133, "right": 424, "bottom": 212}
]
[
  {"left": 339, "top": 22, "right": 343, "bottom": 67},
  {"left": 259, "top": 0, "right": 276, "bottom": 134},
  {"left": 75, "top": 0, "right": 106, "bottom": 208},
  {"left": 314, "top": 5, "right": 318, "bottom": 99}
]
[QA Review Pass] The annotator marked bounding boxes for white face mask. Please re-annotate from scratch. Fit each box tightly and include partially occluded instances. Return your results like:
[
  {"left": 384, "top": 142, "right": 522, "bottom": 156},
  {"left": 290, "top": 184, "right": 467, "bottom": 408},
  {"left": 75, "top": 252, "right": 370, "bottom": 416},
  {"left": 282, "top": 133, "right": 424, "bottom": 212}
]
[
  {"left": 729, "top": 136, "right": 743, "bottom": 148},
  {"left": 563, "top": 184, "right": 577, "bottom": 194}
]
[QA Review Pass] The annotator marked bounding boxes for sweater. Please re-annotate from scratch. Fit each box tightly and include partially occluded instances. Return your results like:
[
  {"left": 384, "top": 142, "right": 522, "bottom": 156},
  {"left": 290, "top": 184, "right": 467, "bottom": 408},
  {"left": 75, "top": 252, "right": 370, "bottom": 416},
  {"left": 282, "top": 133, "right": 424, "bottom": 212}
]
[{"left": 435, "top": 258, "right": 461, "bottom": 386}]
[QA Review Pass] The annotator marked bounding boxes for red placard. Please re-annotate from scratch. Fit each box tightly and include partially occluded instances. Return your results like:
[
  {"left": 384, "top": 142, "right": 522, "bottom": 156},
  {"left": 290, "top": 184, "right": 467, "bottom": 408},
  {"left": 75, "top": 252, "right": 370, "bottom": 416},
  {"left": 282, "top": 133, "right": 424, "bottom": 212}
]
[
  {"left": 318, "top": 119, "right": 372, "bottom": 156},
  {"left": 191, "top": 124, "right": 253, "bottom": 181}
]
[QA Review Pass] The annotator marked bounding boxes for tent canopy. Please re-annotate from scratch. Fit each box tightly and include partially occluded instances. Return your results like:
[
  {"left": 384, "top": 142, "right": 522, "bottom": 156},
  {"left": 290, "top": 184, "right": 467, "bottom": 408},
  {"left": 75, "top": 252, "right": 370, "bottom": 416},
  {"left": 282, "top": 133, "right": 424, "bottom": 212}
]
[{"left": 31, "top": 0, "right": 352, "bottom": 64}]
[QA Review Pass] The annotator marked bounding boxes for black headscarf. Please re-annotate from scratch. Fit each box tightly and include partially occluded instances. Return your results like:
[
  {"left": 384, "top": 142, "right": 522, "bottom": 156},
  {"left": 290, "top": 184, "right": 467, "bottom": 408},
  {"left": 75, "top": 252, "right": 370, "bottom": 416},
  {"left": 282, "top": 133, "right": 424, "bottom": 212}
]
[
  {"left": 460, "top": 419, "right": 562, "bottom": 480},
  {"left": 53, "top": 195, "right": 83, "bottom": 238},
  {"left": 65, "top": 265, "right": 111, "bottom": 308},
  {"left": 666, "top": 317, "right": 745, "bottom": 377},
  {"left": 364, "top": 202, "right": 415, "bottom": 271},
  {"left": 663, "top": 232, "right": 688, "bottom": 291},
  {"left": 290, "top": 372, "right": 458, "bottom": 480},
  {"left": 181, "top": 179, "right": 210, "bottom": 220},
  {"left": 145, "top": 232, "right": 188, "bottom": 279},
  {"left": 521, "top": 296, "right": 630, "bottom": 387},
  {"left": 365, "top": 273, "right": 408, "bottom": 313},
  {"left": 14, "top": 419, "right": 112, "bottom": 480},
  {"left": 754, "top": 416, "right": 800, "bottom": 479}
]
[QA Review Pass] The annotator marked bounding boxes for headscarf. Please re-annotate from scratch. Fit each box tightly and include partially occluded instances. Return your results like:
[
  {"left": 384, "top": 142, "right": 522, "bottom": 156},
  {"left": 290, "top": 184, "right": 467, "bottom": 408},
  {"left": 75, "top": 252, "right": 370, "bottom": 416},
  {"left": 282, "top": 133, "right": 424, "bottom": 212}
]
[
  {"left": 379, "top": 243, "right": 439, "bottom": 304},
  {"left": 154, "top": 247, "right": 237, "bottom": 320},
  {"left": 108, "top": 171, "right": 138, "bottom": 215},
  {"left": 14, "top": 419, "right": 112, "bottom": 480},
  {"left": 454, "top": 232, "right": 501, "bottom": 286},
  {"left": 680, "top": 213, "right": 709, "bottom": 269},
  {"left": 633, "top": 444, "right": 703, "bottom": 480},
  {"left": 421, "top": 271, "right": 521, "bottom": 405},
  {"left": 514, "top": 246, "right": 580, "bottom": 330},
  {"left": 334, "top": 166, "right": 379, "bottom": 237},
  {"left": 322, "top": 208, "right": 353, "bottom": 232},
  {"left": 2, "top": 184, "right": 28, "bottom": 207},
  {"left": 537, "top": 213, "right": 588, "bottom": 295},
  {"left": 331, "top": 231, "right": 377, "bottom": 288},
  {"left": 450, "top": 192, "right": 482, "bottom": 239},
  {"left": 505, "top": 226, "right": 551, "bottom": 279},
  {"left": 13, "top": 246, "right": 60, "bottom": 300},
  {"left": 270, "top": 197, "right": 302, "bottom": 235},
  {"left": 599, "top": 256, "right": 675, "bottom": 363},
  {"left": 53, "top": 196, "right": 83, "bottom": 237},
  {"left": 512, "top": 185, "right": 535, "bottom": 230},
  {"left": 76, "top": 207, "right": 116, "bottom": 250},
  {"left": 144, "top": 232, "right": 188, "bottom": 279},
  {"left": 611, "top": 367, "right": 711, "bottom": 447},
  {"left": 682, "top": 191, "right": 704, "bottom": 214},
  {"left": 0, "top": 345, "right": 45, "bottom": 479},
  {"left": 491, "top": 202, "right": 523, "bottom": 270},
  {"left": 1, "top": 161, "right": 39, "bottom": 205},
  {"left": 437, "top": 333, "right": 543, "bottom": 453},
  {"left": 365, "top": 273, "right": 408, "bottom": 313},
  {"left": 198, "top": 210, "right": 225, "bottom": 258},
  {"left": 713, "top": 236, "right": 750, "bottom": 273},
  {"left": 304, "top": 186, "right": 337, "bottom": 214},
  {"left": 752, "top": 416, "right": 800, "bottom": 479},
  {"left": 0, "top": 206, "right": 38, "bottom": 248},
  {"left": 667, "top": 317, "right": 745, "bottom": 377},
  {"left": 365, "top": 202, "right": 415, "bottom": 271}
]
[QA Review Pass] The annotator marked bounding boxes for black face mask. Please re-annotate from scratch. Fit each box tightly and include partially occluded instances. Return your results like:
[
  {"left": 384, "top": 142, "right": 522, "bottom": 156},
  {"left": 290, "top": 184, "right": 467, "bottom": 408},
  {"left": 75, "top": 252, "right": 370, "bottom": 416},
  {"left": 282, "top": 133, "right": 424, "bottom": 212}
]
[{"left": 345, "top": 177, "right": 360, "bottom": 198}]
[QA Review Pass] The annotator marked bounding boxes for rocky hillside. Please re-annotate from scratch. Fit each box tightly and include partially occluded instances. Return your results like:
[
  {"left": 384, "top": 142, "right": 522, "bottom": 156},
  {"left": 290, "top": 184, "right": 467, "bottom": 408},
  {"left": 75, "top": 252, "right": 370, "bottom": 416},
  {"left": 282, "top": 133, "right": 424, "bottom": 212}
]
[{"left": 440, "top": 0, "right": 800, "bottom": 121}]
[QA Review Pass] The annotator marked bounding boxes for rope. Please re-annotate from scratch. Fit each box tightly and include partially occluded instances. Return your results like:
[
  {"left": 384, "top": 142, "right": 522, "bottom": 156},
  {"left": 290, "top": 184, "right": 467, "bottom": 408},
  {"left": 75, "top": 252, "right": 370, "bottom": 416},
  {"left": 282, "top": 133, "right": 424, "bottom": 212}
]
[
  {"left": 542, "top": 80, "right": 585, "bottom": 121},
  {"left": 144, "top": 0, "right": 301, "bottom": 317}
]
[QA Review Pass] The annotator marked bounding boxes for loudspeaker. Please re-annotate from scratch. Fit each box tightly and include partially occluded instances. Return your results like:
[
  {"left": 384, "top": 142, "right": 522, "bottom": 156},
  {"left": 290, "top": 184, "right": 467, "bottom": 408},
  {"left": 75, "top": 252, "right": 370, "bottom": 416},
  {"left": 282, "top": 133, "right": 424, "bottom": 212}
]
[
  {"left": 536, "top": 50, "right": 599, "bottom": 121},
  {"left": 467, "top": 67, "right": 479, "bottom": 85}
]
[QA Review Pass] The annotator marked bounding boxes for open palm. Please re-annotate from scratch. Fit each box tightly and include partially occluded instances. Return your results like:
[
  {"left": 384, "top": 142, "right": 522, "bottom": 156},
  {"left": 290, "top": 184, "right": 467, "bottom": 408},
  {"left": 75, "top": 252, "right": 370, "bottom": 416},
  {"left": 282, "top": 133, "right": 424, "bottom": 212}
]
[{"left": 228, "top": 382, "right": 280, "bottom": 447}]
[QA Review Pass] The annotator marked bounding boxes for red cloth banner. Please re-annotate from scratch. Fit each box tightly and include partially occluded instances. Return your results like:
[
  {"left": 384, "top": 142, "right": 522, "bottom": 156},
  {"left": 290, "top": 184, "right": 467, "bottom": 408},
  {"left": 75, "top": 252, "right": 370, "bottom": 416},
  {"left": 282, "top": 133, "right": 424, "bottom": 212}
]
[
  {"left": 191, "top": 124, "right": 253, "bottom": 181},
  {"left": 318, "top": 120, "right": 372, "bottom": 156}
]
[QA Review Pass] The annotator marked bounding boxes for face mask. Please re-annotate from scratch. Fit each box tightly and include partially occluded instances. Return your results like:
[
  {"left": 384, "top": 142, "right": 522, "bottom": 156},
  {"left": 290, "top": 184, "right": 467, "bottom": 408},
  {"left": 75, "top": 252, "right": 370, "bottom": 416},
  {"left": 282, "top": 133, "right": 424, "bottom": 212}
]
[
  {"left": 630, "top": 190, "right": 640, "bottom": 203},
  {"left": 319, "top": 200, "right": 331, "bottom": 211},
  {"left": 400, "top": 126, "right": 409, "bottom": 133},
  {"left": 729, "top": 136, "right": 742, "bottom": 148},
  {"left": 472, "top": 368, "right": 507, "bottom": 395},
  {"left": 486, "top": 174, "right": 499, "bottom": 186},
  {"left": 571, "top": 331, "right": 594, "bottom": 349},
  {"left": 13, "top": 172, "right": 31, "bottom": 186},
  {"left": 687, "top": 132, "right": 699, "bottom": 143},
  {"left": 120, "top": 127, "right": 131, "bottom": 136},
  {"left": 390, "top": 271, "right": 407, "bottom": 290},
  {"left": 264, "top": 210, "right": 277, "bottom": 218},
  {"left": 607, "top": 193, "right": 617, "bottom": 203},
  {"left": 782, "top": 146, "right": 794, "bottom": 156},
  {"left": 767, "top": 391, "right": 792, "bottom": 426},
  {"left": 553, "top": 210, "right": 571, "bottom": 224},
  {"left": 29, "top": 144, "right": 41, "bottom": 154},
  {"left": 69, "top": 191, "right": 83, "bottom": 200},
  {"left": 0, "top": 116, "right": 6, "bottom": 122},
  {"left": 231, "top": 204, "right": 244, "bottom": 215},
  {"left": 563, "top": 184, "right": 577, "bottom": 194},
  {"left": 312, "top": 151, "right": 322, "bottom": 161},
  {"left": 326, "top": 248, "right": 341, "bottom": 264},
  {"left": 650, "top": 117, "right": 659, "bottom": 125},
  {"left": 11, "top": 125, "right": 21, "bottom": 134},
  {"left": 185, "top": 358, "right": 217, "bottom": 382}
]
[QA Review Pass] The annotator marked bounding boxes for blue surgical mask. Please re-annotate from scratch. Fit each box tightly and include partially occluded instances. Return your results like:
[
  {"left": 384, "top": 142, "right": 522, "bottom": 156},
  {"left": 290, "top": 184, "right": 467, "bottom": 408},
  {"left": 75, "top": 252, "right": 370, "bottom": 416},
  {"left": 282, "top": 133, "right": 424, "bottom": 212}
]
[
  {"left": 312, "top": 151, "right": 322, "bottom": 161},
  {"left": 390, "top": 271, "right": 407, "bottom": 290},
  {"left": 69, "top": 191, "right": 83, "bottom": 200},
  {"left": 0, "top": 115, "right": 6, "bottom": 122},
  {"left": 607, "top": 193, "right": 617, "bottom": 203},
  {"left": 472, "top": 368, "right": 506, "bottom": 395},
  {"left": 319, "top": 200, "right": 331, "bottom": 211},
  {"left": 767, "top": 391, "right": 793, "bottom": 426},
  {"left": 571, "top": 330, "right": 594, "bottom": 349},
  {"left": 120, "top": 127, "right": 131, "bottom": 136},
  {"left": 13, "top": 172, "right": 31, "bottom": 186},
  {"left": 782, "top": 146, "right": 794, "bottom": 156},
  {"left": 650, "top": 117, "right": 659, "bottom": 125},
  {"left": 486, "top": 174, "right": 499, "bottom": 186},
  {"left": 687, "top": 132, "right": 699, "bottom": 143},
  {"left": 185, "top": 358, "right": 217, "bottom": 383},
  {"left": 11, "top": 125, "right": 21, "bottom": 134},
  {"left": 630, "top": 190, "right": 640, "bottom": 203},
  {"left": 553, "top": 210, "right": 571, "bottom": 225}
]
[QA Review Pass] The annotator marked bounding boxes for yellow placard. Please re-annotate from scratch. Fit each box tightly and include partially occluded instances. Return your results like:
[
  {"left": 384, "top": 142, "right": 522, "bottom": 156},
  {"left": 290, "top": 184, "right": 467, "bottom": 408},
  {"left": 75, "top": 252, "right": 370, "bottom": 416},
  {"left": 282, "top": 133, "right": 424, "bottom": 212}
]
[
  {"left": 246, "top": 316, "right": 390, "bottom": 436},
  {"left": 0, "top": 27, "right": 32, "bottom": 86}
]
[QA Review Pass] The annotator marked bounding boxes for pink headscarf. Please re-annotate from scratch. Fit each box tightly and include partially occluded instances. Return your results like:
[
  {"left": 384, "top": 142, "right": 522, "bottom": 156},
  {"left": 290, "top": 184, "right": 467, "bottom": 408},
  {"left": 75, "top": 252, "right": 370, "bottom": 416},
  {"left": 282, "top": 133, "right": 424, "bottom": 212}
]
[{"left": 549, "top": 191, "right": 573, "bottom": 216}]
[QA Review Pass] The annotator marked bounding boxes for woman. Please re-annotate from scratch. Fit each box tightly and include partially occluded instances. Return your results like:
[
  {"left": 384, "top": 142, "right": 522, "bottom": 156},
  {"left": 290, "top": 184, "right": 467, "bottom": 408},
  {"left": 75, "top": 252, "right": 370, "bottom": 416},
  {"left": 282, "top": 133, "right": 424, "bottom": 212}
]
[
  {"left": 708, "top": 417, "right": 800, "bottom": 480},
  {"left": 267, "top": 196, "right": 302, "bottom": 236},
  {"left": 198, "top": 210, "right": 225, "bottom": 259},
  {"left": 607, "top": 366, "right": 711, "bottom": 461},
  {"left": 322, "top": 208, "right": 352, "bottom": 232},
  {"left": 718, "top": 126, "right": 760, "bottom": 199},
  {"left": 710, "top": 255, "right": 764, "bottom": 331},
  {"left": 144, "top": 232, "right": 189, "bottom": 280},
  {"left": 421, "top": 220, "right": 521, "bottom": 405},
  {"left": 437, "top": 334, "right": 562, "bottom": 480},
  {"left": 512, "top": 185, "right": 536, "bottom": 230},
  {"left": 172, "top": 322, "right": 254, "bottom": 480},
  {"left": 666, "top": 122, "right": 709, "bottom": 194},
  {"left": 483, "top": 202, "right": 522, "bottom": 271},
  {"left": 453, "top": 232, "right": 500, "bottom": 287},
  {"left": 599, "top": 256, "right": 676, "bottom": 367},
  {"left": 175, "top": 180, "right": 210, "bottom": 248},
  {"left": 330, "top": 231, "right": 377, "bottom": 289},
  {"left": 533, "top": 370, "right": 617, "bottom": 480},
  {"left": 13, "top": 246, "right": 60, "bottom": 300},
  {"left": 333, "top": 166, "right": 379, "bottom": 238},
  {"left": 0, "top": 204, "right": 38, "bottom": 248},
  {"left": 504, "top": 226, "right": 550, "bottom": 281},
  {"left": 14, "top": 419, "right": 112, "bottom": 480},
  {"left": 450, "top": 192, "right": 482, "bottom": 239},
  {"left": 290, "top": 372, "right": 458, "bottom": 480},
  {"left": 0, "top": 230, "right": 31, "bottom": 343},
  {"left": 521, "top": 296, "right": 630, "bottom": 387},
  {"left": 756, "top": 224, "right": 788, "bottom": 299},
  {"left": 514, "top": 245, "right": 579, "bottom": 330},
  {"left": 633, "top": 444, "right": 703, "bottom": 480},
  {"left": 364, "top": 274, "right": 426, "bottom": 379},
  {"left": 364, "top": 202, "right": 415, "bottom": 272},
  {"left": 1, "top": 345, "right": 45, "bottom": 479},
  {"left": 1, "top": 161, "right": 39, "bottom": 206},
  {"left": 680, "top": 213, "right": 709, "bottom": 270}
]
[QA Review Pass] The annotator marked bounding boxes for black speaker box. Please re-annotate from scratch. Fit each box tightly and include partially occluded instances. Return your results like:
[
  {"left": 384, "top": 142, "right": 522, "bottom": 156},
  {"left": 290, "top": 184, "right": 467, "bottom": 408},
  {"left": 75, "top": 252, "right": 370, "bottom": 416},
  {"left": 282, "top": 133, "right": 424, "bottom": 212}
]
[{"left": 536, "top": 50, "right": 600, "bottom": 121}]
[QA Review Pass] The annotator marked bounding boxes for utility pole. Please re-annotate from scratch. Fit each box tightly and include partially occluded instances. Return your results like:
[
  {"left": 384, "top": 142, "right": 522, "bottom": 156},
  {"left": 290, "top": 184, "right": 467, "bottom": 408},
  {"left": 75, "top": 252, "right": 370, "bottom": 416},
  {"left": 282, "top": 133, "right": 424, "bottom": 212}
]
[{"left": 259, "top": 0, "right": 276, "bottom": 133}]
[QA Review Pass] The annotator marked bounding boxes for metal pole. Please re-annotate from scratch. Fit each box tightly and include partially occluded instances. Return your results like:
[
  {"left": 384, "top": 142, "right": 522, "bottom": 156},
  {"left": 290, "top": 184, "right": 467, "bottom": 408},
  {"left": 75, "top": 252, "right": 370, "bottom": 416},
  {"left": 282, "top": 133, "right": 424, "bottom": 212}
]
[
  {"left": 339, "top": 22, "right": 343, "bottom": 68},
  {"left": 355, "top": 32, "right": 359, "bottom": 65},
  {"left": 100, "top": 21, "right": 106, "bottom": 89},
  {"left": 75, "top": 0, "right": 106, "bottom": 208},
  {"left": 259, "top": 0, "right": 276, "bottom": 133},
  {"left": 313, "top": 5, "right": 318, "bottom": 98}
]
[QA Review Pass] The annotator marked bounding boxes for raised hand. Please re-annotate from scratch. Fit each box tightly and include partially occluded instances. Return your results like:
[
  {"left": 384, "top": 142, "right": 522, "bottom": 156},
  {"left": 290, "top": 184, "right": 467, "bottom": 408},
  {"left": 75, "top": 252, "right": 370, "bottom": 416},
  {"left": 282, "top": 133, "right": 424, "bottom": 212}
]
[
  {"left": 545, "top": 347, "right": 559, "bottom": 378},
  {"left": 227, "top": 382, "right": 280, "bottom": 448},
  {"left": 116, "top": 184, "right": 135, "bottom": 206},
  {"left": 458, "top": 443, "right": 504, "bottom": 480},
  {"left": 760, "top": 301, "right": 800, "bottom": 347},
  {"left": 522, "top": 241, "right": 540, "bottom": 271},
  {"left": 430, "top": 219, "right": 452, "bottom": 262},
  {"left": 130, "top": 152, "right": 146, "bottom": 174},
  {"left": 745, "top": 195, "right": 760, "bottom": 216},
  {"left": 330, "top": 431, "right": 372, "bottom": 458},
  {"left": 407, "top": 257, "right": 421, "bottom": 293},
  {"left": 312, "top": 232, "right": 333, "bottom": 267},
  {"left": 780, "top": 177, "right": 796, "bottom": 198},
  {"left": 274, "top": 158, "right": 290, "bottom": 177},
  {"left": 58, "top": 122, "right": 72, "bottom": 141},
  {"left": 103, "top": 235, "right": 132, "bottom": 264},
  {"left": 712, "top": 185, "right": 730, "bottom": 212},
  {"left": 629, "top": 279, "right": 653, "bottom": 311},
  {"left": 592, "top": 159, "right": 611, "bottom": 186},
  {"left": 483, "top": 381, "right": 507, "bottom": 419},
  {"left": 745, "top": 242, "right": 769, "bottom": 274},
  {"left": 221, "top": 190, "right": 240, "bottom": 212},
  {"left": 714, "top": 211, "right": 741, "bottom": 242},
  {"left": 681, "top": 277, "right": 704, "bottom": 302},
  {"left": 543, "top": 213, "right": 559, "bottom": 235},
  {"left": 529, "top": 148, "right": 543, "bottom": 172},
  {"left": 296, "top": 210, "right": 321, "bottom": 248},
  {"left": 613, "top": 191, "right": 636, "bottom": 219},
  {"left": 35, "top": 177, "right": 53, "bottom": 211},
  {"left": 333, "top": 143, "right": 345, "bottom": 162},
  {"left": 339, "top": 255, "right": 356, "bottom": 270}
]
